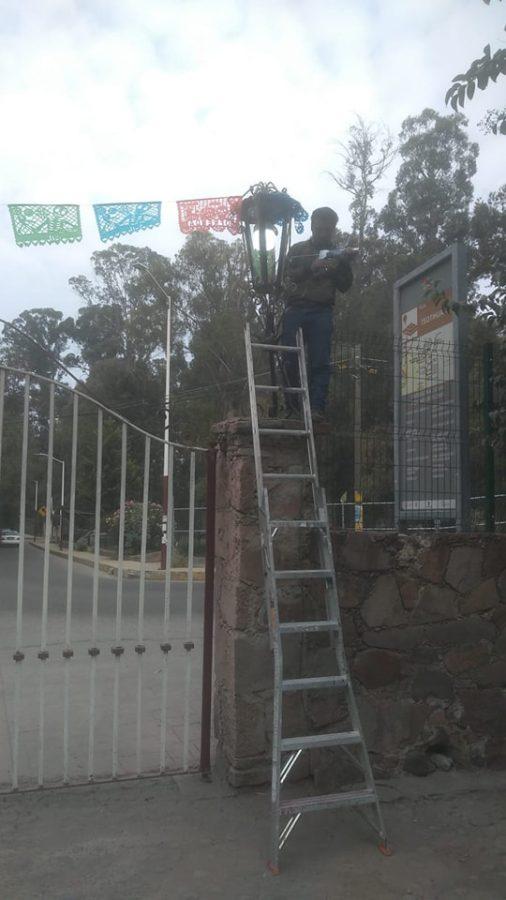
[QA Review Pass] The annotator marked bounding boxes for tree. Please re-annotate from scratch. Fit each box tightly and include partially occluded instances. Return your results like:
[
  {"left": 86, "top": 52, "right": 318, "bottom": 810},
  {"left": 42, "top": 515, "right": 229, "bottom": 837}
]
[
  {"left": 446, "top": 1, "right": 506, "bottom": 135},
  {"left": 327, "top": 116, "right": 396, "bottom": 255},
  {"left": 170, "top": 233, "right": 259, "bottom": 444},
  {"left": 379, "top": 109, "right": 479, "bottom": 255},
  {"left": 0, "top": 308, "right": 77, "bottom": 380}
]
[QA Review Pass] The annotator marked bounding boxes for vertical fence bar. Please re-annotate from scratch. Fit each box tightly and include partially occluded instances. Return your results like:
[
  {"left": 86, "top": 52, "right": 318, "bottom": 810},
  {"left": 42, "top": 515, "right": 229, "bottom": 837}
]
[
  {"left": 12, "top": 375, "right": 30, "bottom": 790},
  {"left": 200, "top": 449, "right": 216, "bottom": 776},
  {"left": 88, "top": 408, "right": 103, "bottom": 781},
  {"left": 160, "top": 444, "right": 174, "bottom": 772},
  {"left": 135, "top": 436, "right": 150, "bottom": 776},
  {"left": 63, "top": 394, "right": 78, "bottom": 784},
  {"left": 483, "top": 343, "right": 496, "bottom": 532},
  {"left": 112, "top": 423, "right": 127, "bottom": 778},
  {"left": 0, "top": 368, "right": 5, "bottom": 483},
  {"left": 183, "top": 451, "right": 196, "bottom": 771},
  {"left": 38, "top": 381, "right": 55, "bottom": 787}
]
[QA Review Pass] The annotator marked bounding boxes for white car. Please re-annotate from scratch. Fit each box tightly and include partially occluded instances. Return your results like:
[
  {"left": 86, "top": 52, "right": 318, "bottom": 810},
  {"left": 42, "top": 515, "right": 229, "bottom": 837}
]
[{"left": 0, "top": 529, "right": 21, "bottom": 547}]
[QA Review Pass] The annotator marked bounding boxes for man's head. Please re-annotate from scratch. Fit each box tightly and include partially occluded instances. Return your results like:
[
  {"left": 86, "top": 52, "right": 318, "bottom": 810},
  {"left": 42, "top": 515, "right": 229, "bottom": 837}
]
[{"left": 311, "top": 207, "right": 338, "bottom": 248}]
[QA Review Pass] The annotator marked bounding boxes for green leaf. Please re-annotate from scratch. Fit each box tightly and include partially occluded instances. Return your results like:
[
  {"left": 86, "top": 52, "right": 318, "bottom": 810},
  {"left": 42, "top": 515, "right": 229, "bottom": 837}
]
[
  {"left": 467, "top": 81, "right": 475, "bottom": 100},
  {"left": 500, "top": 118, "right": 506, "bottom": 134},
  {"left": 458, "top": 84, "right": 466, "bottom": 107},
  {"left": 484, "top": 44, "right": 491, "bottom": 59}
]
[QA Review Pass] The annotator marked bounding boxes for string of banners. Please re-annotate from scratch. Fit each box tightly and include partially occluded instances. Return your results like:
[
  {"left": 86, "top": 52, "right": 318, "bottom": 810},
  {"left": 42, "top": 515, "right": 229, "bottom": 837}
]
[{"left": 6, "top": 195, "right": 308, "bottom": 247}]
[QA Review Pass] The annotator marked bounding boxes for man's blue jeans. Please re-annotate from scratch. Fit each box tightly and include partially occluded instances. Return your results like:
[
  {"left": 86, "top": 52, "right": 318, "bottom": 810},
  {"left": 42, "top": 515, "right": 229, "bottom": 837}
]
[{"left": 280, "top": 304, "right": 333, "bottom": 413}]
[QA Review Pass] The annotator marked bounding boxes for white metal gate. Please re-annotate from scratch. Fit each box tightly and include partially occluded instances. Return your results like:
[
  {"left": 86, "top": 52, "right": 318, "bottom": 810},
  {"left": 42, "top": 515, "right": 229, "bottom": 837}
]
[{"left": 0, "top": 366, "right": 213, "bottom": 792}]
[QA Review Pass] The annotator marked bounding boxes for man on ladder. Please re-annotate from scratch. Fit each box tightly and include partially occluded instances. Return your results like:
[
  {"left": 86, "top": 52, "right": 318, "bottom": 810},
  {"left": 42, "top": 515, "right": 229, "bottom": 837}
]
[{"left": 280, "top": 206, "right": 355, "bottom": 422}]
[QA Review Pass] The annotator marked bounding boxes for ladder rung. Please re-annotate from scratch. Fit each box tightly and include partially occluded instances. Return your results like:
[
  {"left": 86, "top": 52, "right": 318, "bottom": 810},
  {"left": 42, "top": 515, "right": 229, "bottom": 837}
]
[
  {"left": 279, "top": 788, "right": 375, "bottom": 817},
  {"left": 255, "top": 385, "right": 304, "bottom": 394},
  {"left": 251, "top": 342, "right": 302, "bottom": 353},
  {"left": 259, "top": 428, "right": 309, "bottom": 437},
  {"left": 279, "top": 620, "right": 339, "bottom": 634},
  {"left": 274, "top": 569, "right": 333, "bottom": 580},
  {"left": 281, "top": 731, "right": 361, "bottom": 752},
  {"left": 282, "top": 676, "right": 348, "bottom": 692},
  {"left": 263, "top": 473, "right": 316, "bottom": 482},
  {"left": 270, "top": 519, "right": 325, "bottom": 529}
]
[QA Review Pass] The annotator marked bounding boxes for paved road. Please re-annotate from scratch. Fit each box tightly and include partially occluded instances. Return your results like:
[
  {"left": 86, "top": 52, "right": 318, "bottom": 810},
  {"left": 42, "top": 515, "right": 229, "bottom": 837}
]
[{"left": 0, "top": 543, "right": 205, "bottom": 789}]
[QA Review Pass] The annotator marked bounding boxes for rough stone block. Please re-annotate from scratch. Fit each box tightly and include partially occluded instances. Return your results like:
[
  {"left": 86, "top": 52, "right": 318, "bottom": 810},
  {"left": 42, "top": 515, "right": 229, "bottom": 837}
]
[
  {"left": 495, "top": 629, "right": 506, "bottom": 656},
  {"left": 403, "top": 750, "right": 435, "bottom": 777},
  {"left": 483, "top": 538, "right": 506, "bottom": 578},
  {"left": 307, "top": 692, "right": 347, "bottom": 730},
  {"left": 375, "top": 699, "right": 426, "bottom": 752},
  {"left": 353, "top": 649, "right": 402, "bottom": 688},
  {"left": 498, "top": 570, "right": 506, "bottom": 601},
  {"left": 362, "top": 626, "right": 423, "bottom": 651},
  {"left": 420, "top": 542, "right": 451, "bottom": 584},
  {"left": 460, "top": 578, "right": 500, "bottom": 615},
  {"left": 492, "top": 605, "right": 506, "bottom": 631},
  {"left": 446, "top": 545, "right": 483, "bottom": 593},
  {"left": 398, "top": 576, "right": 419, "bottom": 610},
  {"left": 412, "top": 669, "right": 454, "bottom": 700},
  {"left": 335, "top": 572, "right": 370, "bottom": 608},
  {"left": 473, "top": 660, "right": 506, "bottom": 688},
  {"left": 444, "top": 644, "right": 491, "bottom": 675},
  {"left": 411, "top": 584, "right": 456, "bottom": 623},
  {"left": 460, "top": 688, "right": 506, "bottom": 738},
  {"left": 362, "top": 575, "right": 406, "bottom": 628},
  {"left": 341, "top": 532, "right": 391, "bottom": 572},
  {"left": 425, "top": 617, "right": 496, "bottom": 647}
]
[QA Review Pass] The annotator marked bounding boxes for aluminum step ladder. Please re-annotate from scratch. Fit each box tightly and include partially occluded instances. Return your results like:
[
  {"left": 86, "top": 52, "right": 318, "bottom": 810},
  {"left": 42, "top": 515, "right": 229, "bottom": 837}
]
[{"left": 244, "top": 323, "right": 389, "bottom": 873}]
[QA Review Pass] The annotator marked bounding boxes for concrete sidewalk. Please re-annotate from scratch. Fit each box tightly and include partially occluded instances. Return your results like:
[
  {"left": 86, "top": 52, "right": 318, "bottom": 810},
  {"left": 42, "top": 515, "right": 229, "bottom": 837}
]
[
  {"left": 1, "top": 769, "right": 505, "bottom": 899},
  {"left": 30, "top": 541, "right": 205, "bottom": 581}
]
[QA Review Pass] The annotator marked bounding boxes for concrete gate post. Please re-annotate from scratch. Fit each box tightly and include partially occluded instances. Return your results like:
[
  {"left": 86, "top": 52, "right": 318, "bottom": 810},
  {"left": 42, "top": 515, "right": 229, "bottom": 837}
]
[{"left": 212, "top": 417, "right": 317, "bottom": 787}]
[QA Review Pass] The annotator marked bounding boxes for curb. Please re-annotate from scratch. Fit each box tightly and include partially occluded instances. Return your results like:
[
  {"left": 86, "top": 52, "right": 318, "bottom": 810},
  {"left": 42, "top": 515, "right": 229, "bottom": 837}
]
[{"left": 29, "top": 542, "right": 205, "bottom": 582}]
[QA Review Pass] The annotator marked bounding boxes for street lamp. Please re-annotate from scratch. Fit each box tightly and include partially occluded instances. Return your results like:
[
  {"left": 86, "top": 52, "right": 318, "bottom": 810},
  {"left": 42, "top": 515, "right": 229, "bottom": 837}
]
[
  {"left": 240, "top": 182, "right": 307, "bottom": 414},
  {"left": 240, "top": 182, "right": 307, "bottom": 334},
  {"left": 37, "top": 453, "right": 65, "bottom": 549},
  {"left": 134, "top": 263, "right": 171, "bottom": 571}
]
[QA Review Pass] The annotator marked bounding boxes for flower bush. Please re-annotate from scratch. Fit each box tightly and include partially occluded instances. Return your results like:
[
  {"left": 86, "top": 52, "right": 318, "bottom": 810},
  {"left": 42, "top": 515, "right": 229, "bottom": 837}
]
[{"left": 106, "top": 500, "right": 162, "bottom": 555}]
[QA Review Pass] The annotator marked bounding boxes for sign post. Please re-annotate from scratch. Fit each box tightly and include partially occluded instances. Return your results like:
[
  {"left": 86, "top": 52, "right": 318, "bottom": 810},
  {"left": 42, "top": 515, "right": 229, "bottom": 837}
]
[{"left": 393, "top": 243, "right": 469, "bottom": 531}]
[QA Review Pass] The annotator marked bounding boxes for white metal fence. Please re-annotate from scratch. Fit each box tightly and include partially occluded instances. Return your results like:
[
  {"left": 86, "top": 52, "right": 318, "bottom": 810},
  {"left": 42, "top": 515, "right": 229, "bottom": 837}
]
[{"left": 0, "top": 366, "right": 211, "bottom": 792}]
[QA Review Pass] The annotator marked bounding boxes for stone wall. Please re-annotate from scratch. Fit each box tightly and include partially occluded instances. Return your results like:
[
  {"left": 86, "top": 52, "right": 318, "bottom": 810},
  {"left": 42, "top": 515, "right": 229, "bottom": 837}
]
[
  {"left": 332, "top": 531, "right": 506, "bottom": 776},
  {"left": 212, "top": 418, "right": 506, "bottom": 785}
]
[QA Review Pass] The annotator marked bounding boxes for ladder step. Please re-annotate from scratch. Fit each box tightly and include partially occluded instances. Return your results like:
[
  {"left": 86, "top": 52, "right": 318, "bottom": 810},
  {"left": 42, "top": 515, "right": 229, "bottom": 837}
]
[
  {"left": 279, "top": 788, "right": 376, "bottom": 817},
  {"left": 281, "top": 731, "right": 361, "bottom": 752},
  {"left": 263, "top": 473, "right": 316, "bottom": 482},
  {"left": 251, "top": 342, "right": 302, "bottom": 353},
  {"left": 279, "top": 620, "right": 339, "bottom": 634},
  {"left": 274, "top": 569, "right": 333, "bottom": 580},
  {"left": 255, "top": 385, "right": 304, "bottom": 394},
  {"left": 282, "top": 676, "right": 348, "bottom": 692},
  {"left": 270, "top": 519, "right": 325, "bottom": 529},
  {"left": 259, "top": 428, "right": 309, "bottom": 437}
]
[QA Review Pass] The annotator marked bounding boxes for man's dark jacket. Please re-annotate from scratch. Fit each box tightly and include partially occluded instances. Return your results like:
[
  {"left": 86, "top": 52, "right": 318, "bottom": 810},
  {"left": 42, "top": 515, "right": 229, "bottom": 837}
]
[{"left": 282, "top": 238, "right": 353, "bottom": 307}]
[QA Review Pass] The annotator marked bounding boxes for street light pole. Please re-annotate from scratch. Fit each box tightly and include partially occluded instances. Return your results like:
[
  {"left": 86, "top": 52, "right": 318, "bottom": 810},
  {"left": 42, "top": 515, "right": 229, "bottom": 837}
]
[{"left": 134, "top": 263, "right": 172, "bottom": 570}]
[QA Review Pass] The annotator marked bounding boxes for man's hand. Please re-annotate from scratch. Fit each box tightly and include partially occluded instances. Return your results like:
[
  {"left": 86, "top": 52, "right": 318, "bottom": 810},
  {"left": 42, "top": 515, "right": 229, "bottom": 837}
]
[{"left": 311, "top": 257, "right": 340, "bottom": 274}]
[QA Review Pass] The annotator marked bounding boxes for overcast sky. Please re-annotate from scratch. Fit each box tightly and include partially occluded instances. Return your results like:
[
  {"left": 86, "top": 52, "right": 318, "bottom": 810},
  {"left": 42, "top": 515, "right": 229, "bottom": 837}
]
[{"left": 0, "top": 0, "right": 504, "bottom": 327}]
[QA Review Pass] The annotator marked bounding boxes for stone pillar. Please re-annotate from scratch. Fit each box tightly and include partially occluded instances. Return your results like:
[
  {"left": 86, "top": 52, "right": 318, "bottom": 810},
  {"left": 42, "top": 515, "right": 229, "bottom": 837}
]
[{"left": 212, "top": 418, "right": 318, "bottom": 786}]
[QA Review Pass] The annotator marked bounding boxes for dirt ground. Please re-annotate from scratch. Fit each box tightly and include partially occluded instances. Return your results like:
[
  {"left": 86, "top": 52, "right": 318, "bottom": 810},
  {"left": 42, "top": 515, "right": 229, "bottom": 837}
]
[{"left": 1, "top": 769, "right": 505, "bottom": 900}]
